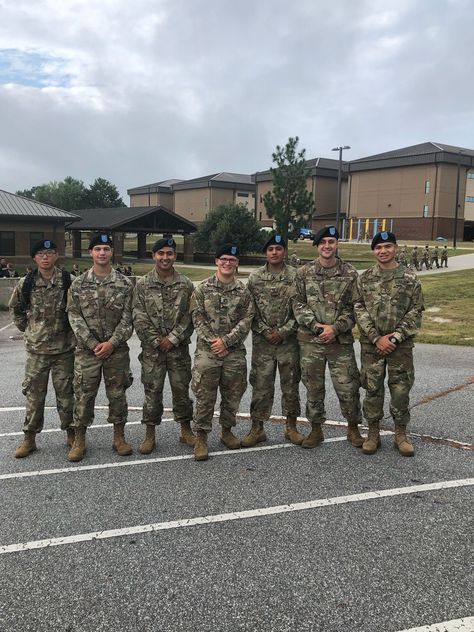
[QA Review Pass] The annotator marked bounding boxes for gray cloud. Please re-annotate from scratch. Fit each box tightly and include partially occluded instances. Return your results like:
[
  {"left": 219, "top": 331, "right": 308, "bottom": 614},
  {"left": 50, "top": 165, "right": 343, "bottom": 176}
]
[{"left": 0, "top": 0, "right": 473, "bottom": 200}]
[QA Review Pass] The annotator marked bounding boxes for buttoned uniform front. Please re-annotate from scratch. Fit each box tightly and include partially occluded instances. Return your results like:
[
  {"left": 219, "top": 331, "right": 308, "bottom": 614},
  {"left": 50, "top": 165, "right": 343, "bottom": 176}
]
[
  {"left": 248, "top": 262, "right": 300, "bottom": 424},
  {"left": 9, "top": 268, "right": 75, "bottom": 433},
  {"left": 292, "top": 258, "right": 362, "bottom": 428},
  {"left": 67, "top": 268, "right": 133, "bottom": 428},
  {"left": 353, "top": 263, "right": 424, "bottom": 428},
  {"left": 191, "top": 275, "right": 255, "bottom": 433},
  {"left": 133, "top": 268, "right": 194, "bottom": 427}
]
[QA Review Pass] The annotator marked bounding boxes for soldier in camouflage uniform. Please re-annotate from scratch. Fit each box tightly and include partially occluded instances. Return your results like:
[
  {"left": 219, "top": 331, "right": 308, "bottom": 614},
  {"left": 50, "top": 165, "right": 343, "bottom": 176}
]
[
  {"left": 243, "top": 234, "right": 303, "bottom": 447},
  {"left": 290, "top": 252, "right": 300, "bottom": 267},
  {"left": 410, "top": 246, "right": 420, "bottom": 271},
  {"left": 440, "top": 245, "right": 448, "bottom": 268},
  {"left": 133, "top": 238, "right": 195, "bottom": 454},
  {"left": 431, "top": 245, "right": 440, "bottom": 269},
  {"left": 398, "top": 245, "right": 408, "bottom": 267},
  {"left": 420, "top": 245, "right": 431, "bottom": 270},
  {"left": 293, "top": 226, "right": 363, "bottom": 449},
  {"left": 67, "top": 233, "right": 134, "bottom": 462},
  {"left": 9, "top": 239, "right": 75, "bottom": 458},
  {"left": 354, "top": 231, "right": 424, "bottom": 457},
  {"left": 191, "top": 244, "right": 254, "bottom": 461}
]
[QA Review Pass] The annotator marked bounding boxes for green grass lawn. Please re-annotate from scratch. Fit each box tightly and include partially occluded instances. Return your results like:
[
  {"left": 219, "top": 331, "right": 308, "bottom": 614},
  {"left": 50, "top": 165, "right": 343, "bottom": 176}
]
[{"left": 417, "top": 269, "right": 474, "bottom": 345}]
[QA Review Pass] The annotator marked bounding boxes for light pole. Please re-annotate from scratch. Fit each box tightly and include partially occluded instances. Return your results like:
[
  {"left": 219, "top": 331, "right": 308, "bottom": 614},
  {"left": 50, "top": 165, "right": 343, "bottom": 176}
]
[
  {"left": 453, "top": 150, "right": 462, "bottom": 248},
  {"left": 332, "top": 145, "right": 351, "bottom": 234}
]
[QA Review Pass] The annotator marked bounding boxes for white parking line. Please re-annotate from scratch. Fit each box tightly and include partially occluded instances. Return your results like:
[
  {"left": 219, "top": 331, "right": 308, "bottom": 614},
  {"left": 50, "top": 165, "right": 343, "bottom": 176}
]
[
  {"left": 0, "top": 437, "right": 348, "bottom": 481},
  {"left": 396, "top": 616, "right": 474, "bottom": 631},
  {"left": 0, "top": 419, "right": 173, "bottom": 438},
  {"left": 1, "top": 477, "right": 472, "bottom": 555}
]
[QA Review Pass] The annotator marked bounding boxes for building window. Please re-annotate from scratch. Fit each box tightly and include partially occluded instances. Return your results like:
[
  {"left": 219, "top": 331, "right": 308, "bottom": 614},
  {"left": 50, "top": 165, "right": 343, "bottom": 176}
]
[
  {"left": 424, "top": 180, "right": 430, "bottom": 193},
  {"left": 466, "top": 196, "right": 474, "bottom": 203},
  {"left": 30, "top": 232, "right": 44, "bottom": 254},
  {"left": 237, "top": 192, "right": 249, "bottom": 198},
  {"left": 422, "top": 205, "right": 429, "bottom": 218},
  {"left": 0, "top": 231, "right": 15, "bottom": 256},
  {"left": 467, "top": 172, "right": 474, "bottom": 179},
  {"left": 259, "top": 212, "right": 262, "bottom": 221},
  {"left": 259, "top": 195, "right": 263, "bottom": 203},
  {"left": 252, "top": 193, "right": 256, "bottom": 198}
]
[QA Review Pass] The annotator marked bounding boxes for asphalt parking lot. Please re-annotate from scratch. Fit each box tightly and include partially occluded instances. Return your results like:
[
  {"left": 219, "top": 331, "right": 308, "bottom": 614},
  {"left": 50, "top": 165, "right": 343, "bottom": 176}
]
[{"left": 0, "top": 315, "right": 473, "bottom": 632}]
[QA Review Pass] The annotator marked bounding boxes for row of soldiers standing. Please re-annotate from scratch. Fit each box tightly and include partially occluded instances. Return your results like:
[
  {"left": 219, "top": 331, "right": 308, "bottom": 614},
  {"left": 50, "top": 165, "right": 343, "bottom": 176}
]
[
  {"left": 397, "top": 244, "right": 448, "bottom": 270},
  {"left": 9, "top": 227, "right": 424, "bottom": 462}
]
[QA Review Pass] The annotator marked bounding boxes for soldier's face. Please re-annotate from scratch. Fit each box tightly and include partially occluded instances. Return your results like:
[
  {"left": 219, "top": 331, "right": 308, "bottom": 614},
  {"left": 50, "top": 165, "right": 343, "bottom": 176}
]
[
  {"left": 317, "top": 237, "right": 338, "bottom": 261},
  {"left": 90, "top": 245, "right": 113, "bottom": 266},
  {"left": 373, "top": 242, "right": 398, "bottom": 265},
  {"left": 215, "top": 256, "right": 238, "bottom": 278},
  {"left": 266, "top": 245, "right": 285, "bottom": 265},
  {"left": 153, "top": 247, "right": 176, "bottom": 271},
  {"left": 34, "top": 249, "right": 58, "bottom": 272}
]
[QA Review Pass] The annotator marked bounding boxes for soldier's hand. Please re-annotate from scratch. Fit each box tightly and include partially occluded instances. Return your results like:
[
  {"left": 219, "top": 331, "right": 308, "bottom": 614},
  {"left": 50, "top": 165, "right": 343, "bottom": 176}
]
[
  {"left": 94, "top": 341, "right": 114, "bottom": 359},
  {"left": 211, "top": 338, "right": 227, "bottom": 356},
  {"left": 217, "top": 348, "right": 230, "bottom": 358},
  {"left": 159, "top": 337, "right": 174, "bottom": 352},
  {"left": 375, "top": 335, "right": 396, "bottom": 355},
  {"left": 266, "top": 330, "right": 283, "bottom": 345},
  {"left": 318, "top": 325, "right": 336, "bottom": 344}
]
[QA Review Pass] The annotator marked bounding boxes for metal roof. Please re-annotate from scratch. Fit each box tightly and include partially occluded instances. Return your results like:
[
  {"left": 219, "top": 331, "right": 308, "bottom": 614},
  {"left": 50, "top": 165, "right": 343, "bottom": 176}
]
[
  {"left": 254, "top": 157, "right": 341, "bottom": 181},
  {"left": 351, "top": 142, "right": 474, "bottom": 163},
  {"left": 0, "top": 189, "right": 80, "bottom": 220},
  {"left": 67, "top": 206, "right": 197, "bottom": 234},
  {"left": 127, "top": 179, "right": 183, "bottom": 195}
]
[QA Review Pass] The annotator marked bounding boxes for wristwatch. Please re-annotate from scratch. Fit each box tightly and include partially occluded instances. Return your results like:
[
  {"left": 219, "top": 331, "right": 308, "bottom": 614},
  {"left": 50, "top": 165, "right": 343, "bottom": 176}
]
[{"left": 388, "top": 335, "right": 400, "bottom": 345}]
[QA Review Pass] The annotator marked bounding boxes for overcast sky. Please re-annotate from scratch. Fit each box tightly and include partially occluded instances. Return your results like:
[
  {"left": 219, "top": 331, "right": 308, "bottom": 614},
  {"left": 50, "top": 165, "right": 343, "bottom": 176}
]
[{"left": 1, "top": 0, "right": 472, "bottom": 201}]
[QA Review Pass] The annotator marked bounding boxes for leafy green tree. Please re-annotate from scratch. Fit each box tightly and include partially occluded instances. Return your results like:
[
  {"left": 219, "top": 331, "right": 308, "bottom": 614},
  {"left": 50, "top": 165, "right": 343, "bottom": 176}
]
[
  {"left": 193, "top": 202, "right": 267, "bottom": 255},
  {"left": 263, "top": 136, "right": 314, "bottom": 242},
  {"left": 87, "top": 177, "right": 126, "bottom": 207}
]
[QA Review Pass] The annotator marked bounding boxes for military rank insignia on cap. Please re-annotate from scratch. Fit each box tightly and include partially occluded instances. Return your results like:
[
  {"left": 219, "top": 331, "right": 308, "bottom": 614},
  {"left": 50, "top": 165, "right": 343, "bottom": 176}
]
[
  {"left": 31, "top": 238, "right": 58, "bottom": 257},
  {"left": 88, "top": 232, "right": 113, "bottom": 249},
  {"left": 152, "top": 238, "right": 176, "bottom": 252},
  {"left": 44, "top": 240, "right": 51, "bottom": 248},
  {"left": 262, "top": 233, "right": 287, "bottom": 252},
  {"left": 370, "top": 231, "right": 397, "bottom": 249},
  {"left": 231, "top": 246, "right": 237, "bottom": 255},
  {"left": 101, "top": 234, "right": 108, "bottom": 243},
  {"left": 313, "top": 225, "right": 340, "bottom": 245}
]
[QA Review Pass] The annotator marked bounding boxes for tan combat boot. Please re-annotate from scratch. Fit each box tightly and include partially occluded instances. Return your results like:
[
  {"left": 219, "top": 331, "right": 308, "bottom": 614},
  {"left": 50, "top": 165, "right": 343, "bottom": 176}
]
[
  {"left": 66, "top": 428, "right": 75, "bottom": 449},
  {"left": 301, "top": 423, "right": 324, "bottom": 449},
  {"left": 220, "top": 428, "right": 241, "bottom": 450},
  {"left": 347, "top": 422, "right": 364, "bottom": 448},
  {"left": 284, "top": 417, "right": 304, "bottom": 445},
  {"left": 112, "top": 422, "right": 133, "bottom": 456},
  {"left": 68, "top": 427, "right": 86, "bottom": 462},
  {"left": 394, "top": 426, "right": 415, "bottom": 457},
  {"left": 194, "top": 430, "right": 209, "bottom": 461},
  {"left": 179, "top": 421, "right": 196, "bottom": 447},
  {"left": 241, "top": 420, "right": 266, "bottom": 447},
  {"left": 139, "top": 424, "right": 155, "bottom": 454},
  {"left": 362, "top": 421, "right": 381, "bottom": 455},
  {"left": 15, "top": 431, "right": 37, "bottom": 458}
]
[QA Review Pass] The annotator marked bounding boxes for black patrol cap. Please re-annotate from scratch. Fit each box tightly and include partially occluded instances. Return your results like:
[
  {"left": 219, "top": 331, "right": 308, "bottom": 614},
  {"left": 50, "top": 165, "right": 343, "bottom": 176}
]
[
  {"left": 89, "top": 233, "right": 113, "bottom": 249},
  {"left": 215, "top": 243, "right": 239, "bottom": 258},
  {"left": 152, "top": 238, "right": 176, "bottom": 252},
  {"left": 313, "top": 225, "right": 339, "bottom": 246},
  {"left": 262, "top": 234, "right": 287, "bottom": 252},
  {"left": 31, "top": 239, "right": 58, "bottom": 257},
  {"left": 371, "top": 231, "right": 397, "bottom": 250}
]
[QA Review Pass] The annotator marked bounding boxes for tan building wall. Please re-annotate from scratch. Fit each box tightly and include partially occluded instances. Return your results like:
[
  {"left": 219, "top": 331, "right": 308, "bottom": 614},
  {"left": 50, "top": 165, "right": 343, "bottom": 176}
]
[
  {"left": 210, "top": 187, "right": 234, "bottom": 211},
  {"left": 234, "top": 190, "right": 256, "bottom": 212},
  {"left": 174, "top": 188, "right": 211, "bottom": 223},
  {"left": 130, "top": 191, "right": 174, "bottom": 209},
  {"left": 0, "top": 221, "right": 66, "bottom": 266},
  {"left": 465, "top": 170, "right": 474, "bottom": 221}
]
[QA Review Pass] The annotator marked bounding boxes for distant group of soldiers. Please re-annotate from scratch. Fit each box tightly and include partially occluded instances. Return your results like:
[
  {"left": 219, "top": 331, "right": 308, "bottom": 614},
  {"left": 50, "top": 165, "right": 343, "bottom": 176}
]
[
  {"left": 9, "top": 226, "right": 424, "bottom": 463},
  {"left": 397, "top": 244, "right": 449, "bottom": 271}
]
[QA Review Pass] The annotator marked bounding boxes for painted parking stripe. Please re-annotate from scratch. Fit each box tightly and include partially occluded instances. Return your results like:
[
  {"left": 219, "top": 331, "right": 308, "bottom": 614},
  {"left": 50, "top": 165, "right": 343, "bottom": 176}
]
[
  {"left": 0, "top": 322, "right": 14, "bottom": 332},
  {"left": 0, "top": 437, "right": 348, "bottom": 482},
  {"left": 396, "top": 616, "right": 474, "bottom": 631},
  {"left": 0, "top": 419, "right": 173, "bottom": 438},
  {"left": 1, "top": 478, "right": 472, "bottom": 555}
]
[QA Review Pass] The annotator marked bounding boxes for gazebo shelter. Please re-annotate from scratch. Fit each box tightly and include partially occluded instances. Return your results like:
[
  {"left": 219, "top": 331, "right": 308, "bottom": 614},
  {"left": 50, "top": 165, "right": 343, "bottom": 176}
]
[{"left": 67, "top": 206, "right": 197, "bottom": 263}]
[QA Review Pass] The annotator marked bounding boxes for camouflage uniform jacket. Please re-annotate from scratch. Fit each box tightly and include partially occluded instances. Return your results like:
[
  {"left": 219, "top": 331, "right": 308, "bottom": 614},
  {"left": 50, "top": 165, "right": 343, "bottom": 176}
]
[
  {"left": 354, "top": 264, "right": 424, "bottom": 347},
  {"left": 293, "top": 258, "right": 358, "bottom": 344},
  {"left": 248, "top": 263, "right": 297, "bottom": 340},
  {"left": 133, "top": 268, "right": 194, "bottom": 349},
  {"left": 191, "top": 275, "right": 254, "bottom": 351},
  {"left": 9, "top": 267, "right": 74, "bottom": 355},
  {"left": 67, "top": 268, "right": 133, "bottom": 351}
]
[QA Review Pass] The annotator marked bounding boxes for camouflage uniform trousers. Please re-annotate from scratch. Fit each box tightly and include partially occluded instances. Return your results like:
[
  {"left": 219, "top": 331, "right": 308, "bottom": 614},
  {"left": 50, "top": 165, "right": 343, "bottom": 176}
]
[
  {"left": 360, "top": 343, "right": 414, "bottom": 426},
  {"left": 250, "top": 335, "right": 301, "bottom": 422},
  {"left": 299, "top": 340, "right": 362, "bottom": 425},
  {"left": 22, "top": 350, "right": 74, "bottom": 433},
  {"left": 72, "top": 346, "right": 133, "bottom": 428},
  {"left": 139, "top": 344, "right": 193, "bottom": 426},
  {"left": 192, "top": 347, "right": 247, "bottom": 433}
]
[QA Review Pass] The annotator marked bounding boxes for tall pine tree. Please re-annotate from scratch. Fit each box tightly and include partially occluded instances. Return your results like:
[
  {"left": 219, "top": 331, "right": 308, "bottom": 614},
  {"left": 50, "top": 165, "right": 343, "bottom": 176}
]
[{"left": 263, "top": 137, "right": 314, "bottom": 242}]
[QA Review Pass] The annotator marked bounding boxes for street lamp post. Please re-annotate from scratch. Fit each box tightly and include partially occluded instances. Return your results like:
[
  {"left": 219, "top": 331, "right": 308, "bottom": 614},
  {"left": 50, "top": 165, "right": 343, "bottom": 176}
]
[
  {"left": 453, "top": 150, "right": 462, "bottom": 248},
  {"left": 332, "top": 145, "right": 351, "bottom": 235}
]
